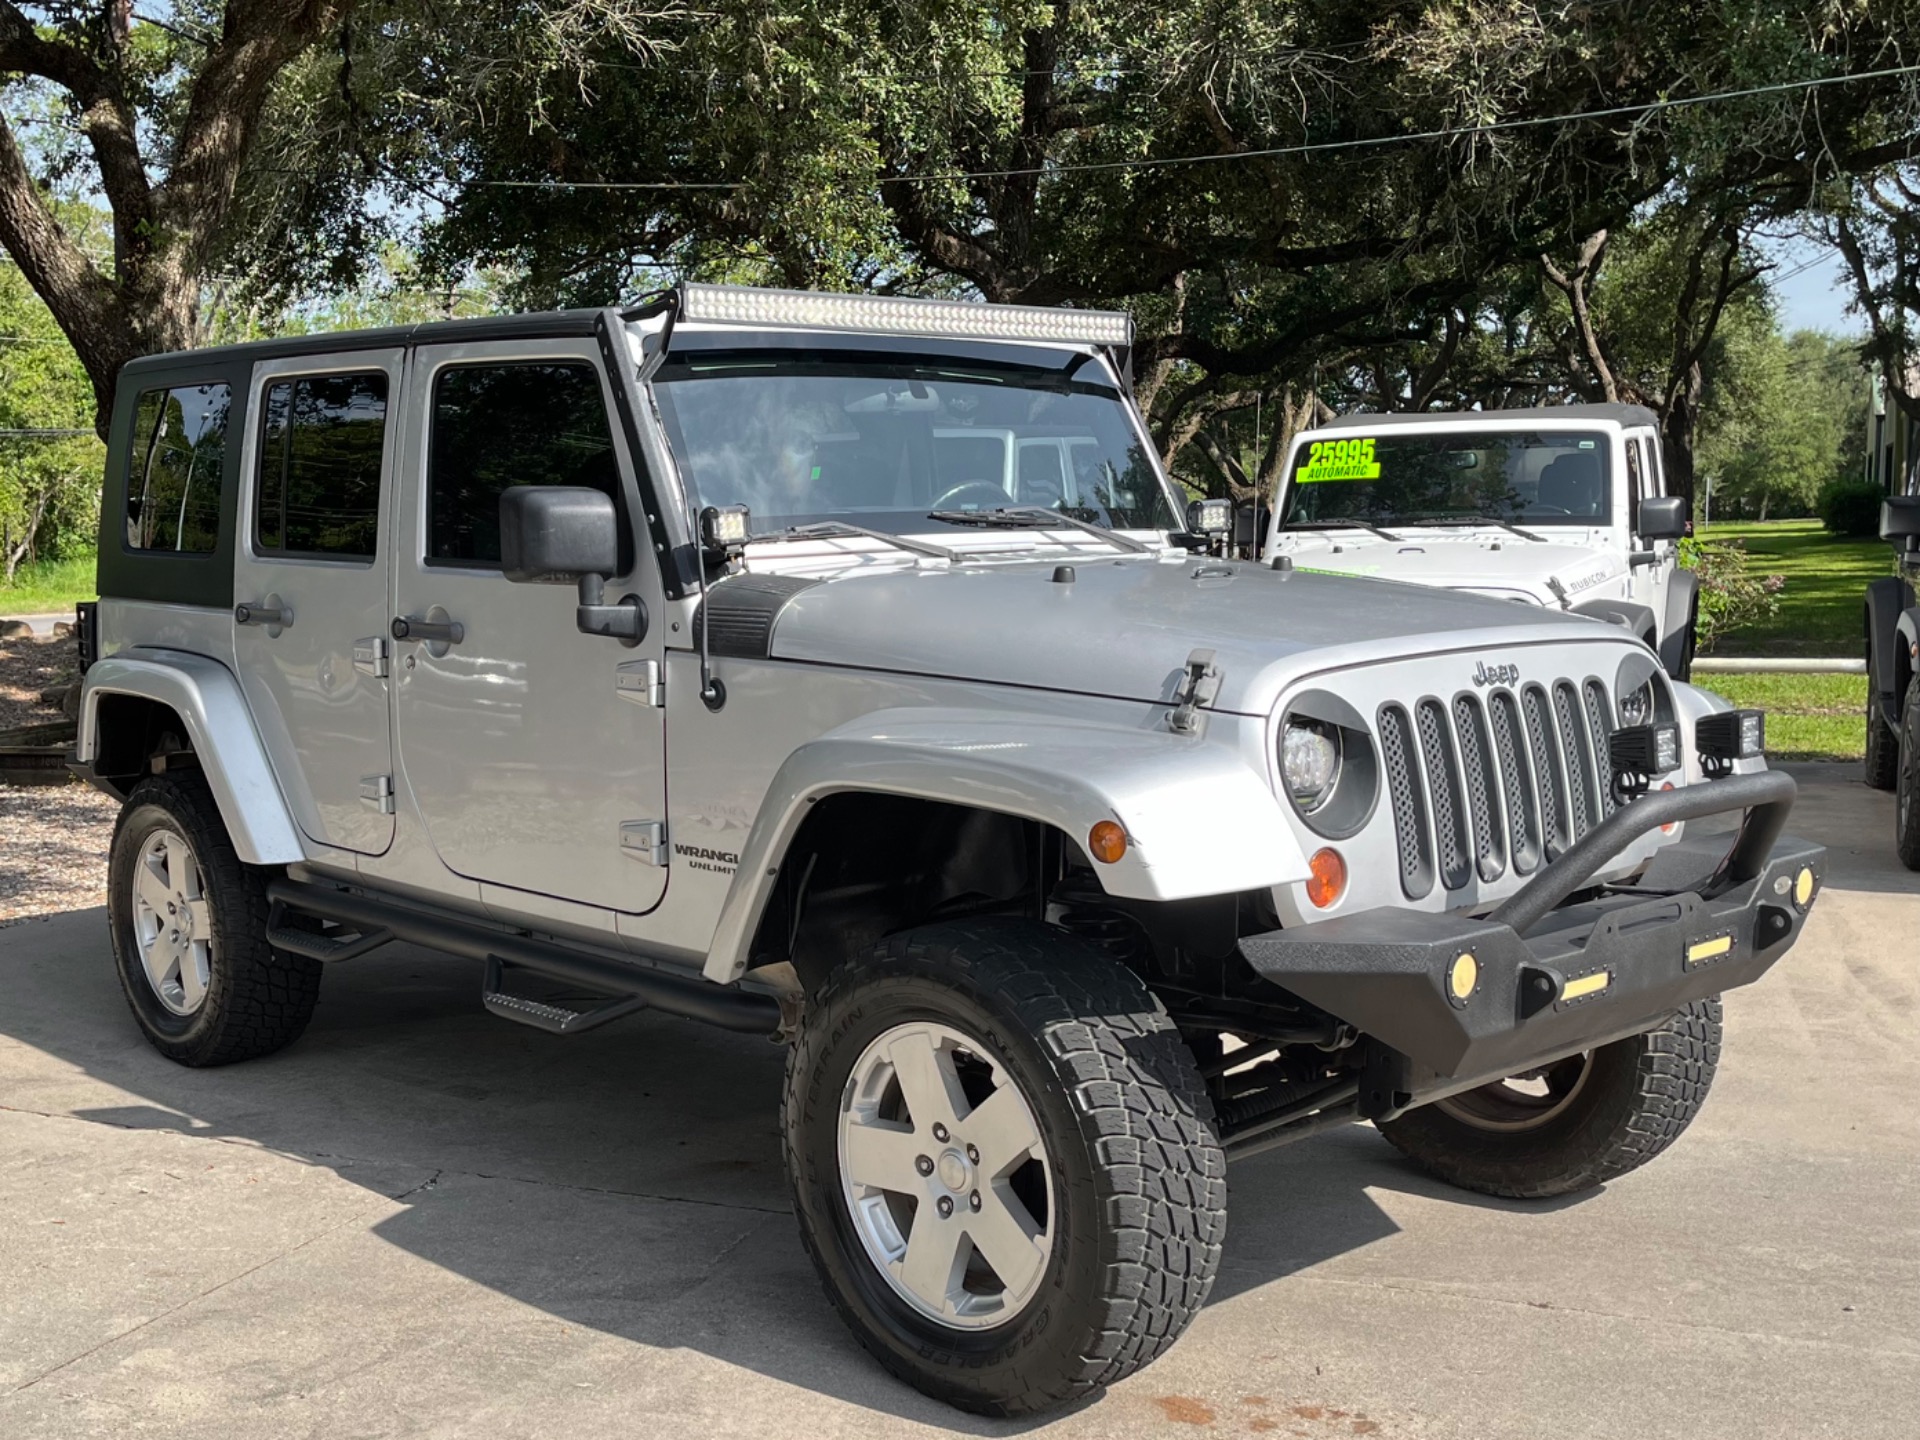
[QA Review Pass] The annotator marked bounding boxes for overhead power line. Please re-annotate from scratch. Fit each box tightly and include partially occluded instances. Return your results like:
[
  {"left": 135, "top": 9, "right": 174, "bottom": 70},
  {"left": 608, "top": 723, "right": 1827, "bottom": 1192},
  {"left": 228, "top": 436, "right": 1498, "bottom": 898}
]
[{"left": 479, "top": 62, "right": 1920, "bottom": 193}]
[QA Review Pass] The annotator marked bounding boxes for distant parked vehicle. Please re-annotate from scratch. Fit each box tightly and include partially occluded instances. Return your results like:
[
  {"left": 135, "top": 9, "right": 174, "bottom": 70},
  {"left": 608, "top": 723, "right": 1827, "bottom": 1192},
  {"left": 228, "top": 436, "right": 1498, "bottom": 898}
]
[
  {"left": 1864, "top": 497, "right": 1920, "bottom": 865},
  {"left": 1265, "top": 404, "right": 1697, "bottom": 680}
]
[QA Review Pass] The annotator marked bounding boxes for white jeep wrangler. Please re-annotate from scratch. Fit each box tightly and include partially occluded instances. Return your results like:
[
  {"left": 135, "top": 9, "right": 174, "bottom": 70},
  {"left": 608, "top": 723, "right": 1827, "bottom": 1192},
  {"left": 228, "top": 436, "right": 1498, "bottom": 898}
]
[
  {"left": 1265, "top": 406, "right": 1698, "bottom": 680},
  {"left": 75, "top": 286, "right": 1818, "bottom": 1415}
]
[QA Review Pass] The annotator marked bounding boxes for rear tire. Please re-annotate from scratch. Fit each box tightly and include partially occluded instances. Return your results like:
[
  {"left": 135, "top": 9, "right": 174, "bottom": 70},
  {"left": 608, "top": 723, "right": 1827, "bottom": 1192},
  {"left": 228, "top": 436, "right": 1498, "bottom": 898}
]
[
  {"left": 1377, "top": 998, "right": 1721, "bottom": 1199},
  {"left": 107, "top": 774, "right": 322, "bottom": 1066},
  {"left": 783, "top": 919, "right": 1224, "bottom": 1416},
  {"left": 1897, "top": 679, "right": 1920, "bottom": 870}
]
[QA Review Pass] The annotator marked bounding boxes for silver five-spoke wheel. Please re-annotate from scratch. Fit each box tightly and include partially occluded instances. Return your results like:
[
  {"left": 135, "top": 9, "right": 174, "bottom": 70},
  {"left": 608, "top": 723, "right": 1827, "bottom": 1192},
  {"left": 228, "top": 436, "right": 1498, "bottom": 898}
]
[
  {"left": 837, "top": 1020, "right": 1053, "bottom": 1329},
  {"left": 129, "top": 827, "right": 213, "bottom": 1016}
]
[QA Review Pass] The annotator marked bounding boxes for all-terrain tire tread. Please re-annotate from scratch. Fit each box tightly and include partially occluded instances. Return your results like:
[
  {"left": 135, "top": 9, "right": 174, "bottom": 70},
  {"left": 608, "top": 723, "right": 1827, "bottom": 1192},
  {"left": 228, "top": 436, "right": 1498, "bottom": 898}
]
[
  {"left": 784, "top": 919, "right": 1225, "bottom": 1416},
  {"left": 111, "top": 774, "right": 321, "bottom": 1066},
  {"left": 1896, "top": 679, "right": 1920, "bottom": 868},
  {"left": 1865, "top": 671, "right": 1898, "bottom": 790},
  {"left": 1378, "top": 997, "right": 1721, "bottom": 1200}
]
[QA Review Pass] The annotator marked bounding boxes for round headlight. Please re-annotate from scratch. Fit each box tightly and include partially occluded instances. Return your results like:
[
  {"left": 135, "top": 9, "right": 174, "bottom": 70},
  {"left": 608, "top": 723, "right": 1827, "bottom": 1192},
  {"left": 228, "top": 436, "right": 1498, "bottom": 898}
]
[
  {"left": 1618, "top": 679, "right": 1655, "bottom": 728},
  {"left": 1282, "top": 720, "right": 1342, "bottom": 813}
]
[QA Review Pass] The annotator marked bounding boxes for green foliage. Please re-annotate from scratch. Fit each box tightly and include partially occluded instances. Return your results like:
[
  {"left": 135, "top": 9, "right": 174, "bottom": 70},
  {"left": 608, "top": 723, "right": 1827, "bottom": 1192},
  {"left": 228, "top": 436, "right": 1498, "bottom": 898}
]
[
  {"left": 1693, "top": 518, "right": 1892, "bottom": 655},
  {"left": 1698, "top": 317, "right": 1869, "bottom": 520},
  {"left": 1679, "top": 535, "right": 1784, "bottom": 652},
  {"left": 0, "top": 262, "right": 101, "bottom": 582},
  {"left": 1700, "top": 672, "right": 1865, "bottom": 761},
  {"left": 1818, "top": 477, "right": 1885, "bottom": 536},
  {"left": 0, "top": 555, "right": 94, "bottom": 613}
]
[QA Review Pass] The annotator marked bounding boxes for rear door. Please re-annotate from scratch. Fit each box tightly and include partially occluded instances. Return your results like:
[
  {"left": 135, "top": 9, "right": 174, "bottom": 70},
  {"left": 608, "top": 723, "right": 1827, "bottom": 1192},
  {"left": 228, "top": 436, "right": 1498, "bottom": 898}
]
[
  {"left": 231, "top": 349, "right": 401, "bottom": 855},
  {"left": 389, "top": 338, "right": 669, "bottom": 914}
]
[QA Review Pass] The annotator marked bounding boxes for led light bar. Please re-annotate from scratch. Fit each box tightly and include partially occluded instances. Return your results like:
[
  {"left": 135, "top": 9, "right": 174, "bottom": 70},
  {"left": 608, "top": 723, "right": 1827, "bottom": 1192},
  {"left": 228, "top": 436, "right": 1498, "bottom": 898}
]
[{"left": 678, "top": 283, "right": 1133, "bottom": 347}]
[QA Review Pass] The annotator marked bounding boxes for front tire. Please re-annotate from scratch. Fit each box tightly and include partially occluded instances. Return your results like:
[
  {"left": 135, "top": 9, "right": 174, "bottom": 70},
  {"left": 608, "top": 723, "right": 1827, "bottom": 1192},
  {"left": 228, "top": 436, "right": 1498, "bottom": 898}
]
[
  {"left": 1898, "top": 679, "right": 1920, "bottom": 870},
  {"left": 783, "top": 920, "right": 1224, "bottom": 1416},
  {"left": 1866, "top": 683, "right": 1899, "bottom": 790},
  {"left": 107, "top": 774, "right": 322, "bottom": 1066},
  {"left": 1377, "top": 998, "right": 1721, "bottom": 1199}
]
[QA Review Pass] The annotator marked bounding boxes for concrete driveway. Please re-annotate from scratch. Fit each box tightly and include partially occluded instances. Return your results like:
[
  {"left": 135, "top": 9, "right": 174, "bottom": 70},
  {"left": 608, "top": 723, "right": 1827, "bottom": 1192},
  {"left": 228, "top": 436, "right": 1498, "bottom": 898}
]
[{"left": 1, "top": 762, "right": 1915, "bottom": 1439}]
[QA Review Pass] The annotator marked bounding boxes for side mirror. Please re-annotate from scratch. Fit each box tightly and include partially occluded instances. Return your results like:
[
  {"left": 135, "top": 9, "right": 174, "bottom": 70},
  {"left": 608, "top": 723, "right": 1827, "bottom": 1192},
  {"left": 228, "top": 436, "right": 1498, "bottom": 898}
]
[
  {"left": 498, "top": 486, "right": 645, "bottom": 644},
  {"left": 1881, "top": 496, "right": 1920, "bottom": 542},
  {"left": 500, "top": 486, "right": 619, "bottom": 583},
  {"left": 1636, "top": 495, "right": 1687, "bottom": 541}
]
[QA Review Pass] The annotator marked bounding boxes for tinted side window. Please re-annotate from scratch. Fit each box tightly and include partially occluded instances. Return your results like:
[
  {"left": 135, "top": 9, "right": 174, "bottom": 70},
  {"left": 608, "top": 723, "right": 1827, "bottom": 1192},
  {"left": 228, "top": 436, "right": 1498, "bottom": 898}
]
[
  {"left": 427, "top": 363, "right": 624, "bottom": 567},
  {"left": 125, "top": 384, "right": 231, "bottom": 552},
  {"left": 255, "top": 373, "right": 389, "bottom": 559}
]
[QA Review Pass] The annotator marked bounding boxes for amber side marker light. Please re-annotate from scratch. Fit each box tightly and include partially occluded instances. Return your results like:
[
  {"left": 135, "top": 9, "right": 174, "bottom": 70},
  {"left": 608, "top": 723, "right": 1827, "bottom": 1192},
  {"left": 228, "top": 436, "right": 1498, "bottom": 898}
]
[
  {"left": 1793, "top": 866, "right": 1816, "bottom": 909},
  {"left": 1306, "top": 848, "right": 1347, "bottom": 908},
  {"left": 1088, "top": 820, "right": 1128, "bottom": 864}
]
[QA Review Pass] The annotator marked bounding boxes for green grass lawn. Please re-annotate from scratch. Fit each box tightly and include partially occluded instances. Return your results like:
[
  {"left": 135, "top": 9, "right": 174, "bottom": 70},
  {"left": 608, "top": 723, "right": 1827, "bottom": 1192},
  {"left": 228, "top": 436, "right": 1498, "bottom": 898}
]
[
  {"left": 1694, "top": 671, "right": 1863, "bottom": 762},
  {"left": 1694, "top": 518, "right": 1892, "bottom": 657},
  {"left": 0, "top": 556, "right": 94, "bottom": 618}
]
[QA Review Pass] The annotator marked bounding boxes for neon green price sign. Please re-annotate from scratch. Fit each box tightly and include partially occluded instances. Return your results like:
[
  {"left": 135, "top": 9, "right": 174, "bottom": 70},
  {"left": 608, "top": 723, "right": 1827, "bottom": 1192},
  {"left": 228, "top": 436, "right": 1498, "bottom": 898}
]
[{"left": 1298, "top": 437, "right": 1380, "bottom": 482}]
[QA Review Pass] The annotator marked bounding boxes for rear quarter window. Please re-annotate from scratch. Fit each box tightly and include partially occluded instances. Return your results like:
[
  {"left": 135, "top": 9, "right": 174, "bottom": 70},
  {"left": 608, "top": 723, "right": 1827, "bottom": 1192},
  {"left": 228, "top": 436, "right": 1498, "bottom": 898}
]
[{"left": 124, "top": 383, "right": 232, "bottom": 553}]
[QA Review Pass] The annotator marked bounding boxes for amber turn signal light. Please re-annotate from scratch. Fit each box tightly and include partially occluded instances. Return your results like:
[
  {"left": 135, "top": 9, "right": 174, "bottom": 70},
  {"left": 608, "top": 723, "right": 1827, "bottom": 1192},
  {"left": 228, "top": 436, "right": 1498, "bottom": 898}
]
[
  {"left": 1088, "top": 820, "right": 1128, "bottom": 864},
  {"left": 1306, "top": 847, "right": 1347, "bottom": 908}
]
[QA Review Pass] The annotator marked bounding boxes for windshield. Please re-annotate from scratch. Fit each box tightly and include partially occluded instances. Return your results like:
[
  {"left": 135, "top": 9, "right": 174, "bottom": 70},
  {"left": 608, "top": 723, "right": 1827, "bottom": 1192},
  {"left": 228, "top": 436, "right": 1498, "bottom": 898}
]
[
  {"left": 1279, "top": 429, "right": 1612, "bottom": 528},
  {"left": 652, "top": 355, "right": 1179, "bottom": 535}
]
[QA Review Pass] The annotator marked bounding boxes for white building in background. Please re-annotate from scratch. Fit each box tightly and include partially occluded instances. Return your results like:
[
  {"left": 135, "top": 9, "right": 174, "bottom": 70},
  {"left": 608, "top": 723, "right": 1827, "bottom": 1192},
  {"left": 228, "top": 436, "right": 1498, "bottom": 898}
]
[{"left": 1869, "top": 361, "right": 1920, "bottom": 495}]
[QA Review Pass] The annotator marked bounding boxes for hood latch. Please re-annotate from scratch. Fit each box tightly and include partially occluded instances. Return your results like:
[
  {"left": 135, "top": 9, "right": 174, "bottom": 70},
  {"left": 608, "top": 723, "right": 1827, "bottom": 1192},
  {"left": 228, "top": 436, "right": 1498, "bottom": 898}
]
[{"left": 1168, "top": 649, "right": 1221, "bottom": 733}]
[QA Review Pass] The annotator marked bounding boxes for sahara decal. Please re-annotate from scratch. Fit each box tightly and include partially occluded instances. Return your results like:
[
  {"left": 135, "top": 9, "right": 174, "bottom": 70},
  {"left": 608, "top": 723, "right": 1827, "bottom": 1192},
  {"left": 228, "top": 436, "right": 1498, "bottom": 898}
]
[{"left": 1297, "top": 437, "right": 1381, "bottom": 482}]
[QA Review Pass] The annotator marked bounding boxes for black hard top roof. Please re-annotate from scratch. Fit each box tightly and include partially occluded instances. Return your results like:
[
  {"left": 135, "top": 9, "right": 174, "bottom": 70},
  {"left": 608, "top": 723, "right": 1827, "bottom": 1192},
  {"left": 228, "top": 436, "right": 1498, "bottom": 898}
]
[
  {"left": 1313, "top": 402, "right": 1660, "bottom": 431},
  {"left": 122, "top": 309, "right": 605, "bottom": 377}
]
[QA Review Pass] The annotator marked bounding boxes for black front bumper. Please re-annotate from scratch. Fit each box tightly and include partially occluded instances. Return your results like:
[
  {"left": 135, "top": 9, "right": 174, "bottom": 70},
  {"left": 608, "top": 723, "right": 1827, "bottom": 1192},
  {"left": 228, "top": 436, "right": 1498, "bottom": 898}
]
[{"left": 1239, "top": 770, "right": 1823, "bottom": 1112}]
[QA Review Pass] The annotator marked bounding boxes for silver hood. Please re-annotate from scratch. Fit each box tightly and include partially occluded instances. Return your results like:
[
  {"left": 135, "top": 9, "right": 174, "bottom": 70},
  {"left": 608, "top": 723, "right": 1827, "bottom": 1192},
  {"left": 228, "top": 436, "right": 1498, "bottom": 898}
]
[{"left": 759, "top": 555, "right": 1629, "bottom": 715}]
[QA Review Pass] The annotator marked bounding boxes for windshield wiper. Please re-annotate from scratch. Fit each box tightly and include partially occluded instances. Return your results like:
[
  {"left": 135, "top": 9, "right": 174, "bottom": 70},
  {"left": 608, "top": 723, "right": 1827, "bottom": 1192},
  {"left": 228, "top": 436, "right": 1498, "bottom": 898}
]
[
  {"left": 1396, "top": 515, "right": 1550, "bottom": 543},
  {"left": 927, "top": 506, "right": 1153, "bottom": 553},
  {"left": 1282, "top": 517, "right": 1403, "bottom": 543},
  {"left": 749, "top": 521, "right": 964, "bottom": 563}
]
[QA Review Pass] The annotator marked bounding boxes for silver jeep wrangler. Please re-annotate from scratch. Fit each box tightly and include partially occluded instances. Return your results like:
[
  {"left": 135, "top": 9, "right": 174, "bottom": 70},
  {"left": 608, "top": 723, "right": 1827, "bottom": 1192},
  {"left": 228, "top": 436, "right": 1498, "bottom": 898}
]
[{"left": 75, "top": 284, "right": 1822, "bottom": 1416}]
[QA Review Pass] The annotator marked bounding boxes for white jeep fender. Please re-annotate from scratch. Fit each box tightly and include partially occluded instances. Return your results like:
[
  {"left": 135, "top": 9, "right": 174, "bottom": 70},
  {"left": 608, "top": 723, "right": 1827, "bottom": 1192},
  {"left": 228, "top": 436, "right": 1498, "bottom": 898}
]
[
  {"left": 78, "top": 650, "right": 304, "bottom": 865},
  {"left": 703, "top": 707, "right": 1308, "bottom": 983}
]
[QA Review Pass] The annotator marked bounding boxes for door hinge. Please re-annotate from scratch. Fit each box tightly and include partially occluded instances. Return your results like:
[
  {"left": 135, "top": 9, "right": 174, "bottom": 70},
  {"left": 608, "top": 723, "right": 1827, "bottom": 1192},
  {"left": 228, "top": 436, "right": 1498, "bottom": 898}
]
[
  {"left": 353, "top": 636, "right": 389, "bottom": 678},
  {"left": 620, "top": 819, "right": 668, "bottom": 866},
  {"left": 359, "top": 774, "right": 395, "bottom": 815},
  {"left": 614, "top": 658, "right": 664, "bottom": 707},
  {"left": 1168, "top": 649, "right": 1220, "bottom": 733}
]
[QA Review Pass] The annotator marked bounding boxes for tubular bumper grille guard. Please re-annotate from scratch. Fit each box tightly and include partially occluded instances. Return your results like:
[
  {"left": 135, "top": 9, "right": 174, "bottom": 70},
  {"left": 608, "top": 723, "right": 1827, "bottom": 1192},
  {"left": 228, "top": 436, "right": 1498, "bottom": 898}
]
[{"left": 1239, "top": 771, "right": 1821, "bottom": 1094}]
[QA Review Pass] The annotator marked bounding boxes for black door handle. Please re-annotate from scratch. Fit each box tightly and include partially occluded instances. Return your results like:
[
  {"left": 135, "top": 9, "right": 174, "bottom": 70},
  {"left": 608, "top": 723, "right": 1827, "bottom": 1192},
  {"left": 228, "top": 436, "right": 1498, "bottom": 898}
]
[
  {"left": 235, "top": 601, "right": 292, "bottom": 627},
  {"left": 391, "top": 615, "right": 465, "bottom": 645}
]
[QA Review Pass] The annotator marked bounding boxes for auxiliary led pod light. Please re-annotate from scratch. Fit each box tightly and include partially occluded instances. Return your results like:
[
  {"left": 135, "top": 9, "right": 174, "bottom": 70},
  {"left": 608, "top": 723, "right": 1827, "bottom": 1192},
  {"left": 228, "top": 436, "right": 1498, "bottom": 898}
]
[
  {"left": 1608, "top": 721, "right": 1681, "bottom": 796},
  {"left": 1696, "top": 708, "right": 1766, "bottom": 778}
]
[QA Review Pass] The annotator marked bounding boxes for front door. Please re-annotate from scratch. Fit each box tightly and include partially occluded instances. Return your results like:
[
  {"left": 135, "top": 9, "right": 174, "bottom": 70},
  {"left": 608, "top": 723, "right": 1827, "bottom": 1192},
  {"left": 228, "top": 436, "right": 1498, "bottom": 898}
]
[
  {"left": 231, "top": 349, "right": 402, "bottom": 855},
  {"left": 1626, "top": 432, "right": 1676, "bottom": 627},
  {"left": 390, "top": 339, "right": 669, "bottom": 914}
]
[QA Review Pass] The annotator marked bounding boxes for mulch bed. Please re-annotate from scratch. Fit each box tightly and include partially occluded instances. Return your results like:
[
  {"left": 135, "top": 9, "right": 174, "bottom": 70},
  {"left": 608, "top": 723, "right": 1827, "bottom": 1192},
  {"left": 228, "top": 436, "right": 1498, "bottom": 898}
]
[{"left": 0, "top": 627, "right": 115, "bottom": 923}]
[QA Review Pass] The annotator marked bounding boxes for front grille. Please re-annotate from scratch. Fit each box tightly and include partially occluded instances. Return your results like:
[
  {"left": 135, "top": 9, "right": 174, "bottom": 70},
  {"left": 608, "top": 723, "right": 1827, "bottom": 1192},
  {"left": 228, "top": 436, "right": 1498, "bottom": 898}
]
[{"left": 1382, "top": 675, "right": 1614, "bottom": 899}]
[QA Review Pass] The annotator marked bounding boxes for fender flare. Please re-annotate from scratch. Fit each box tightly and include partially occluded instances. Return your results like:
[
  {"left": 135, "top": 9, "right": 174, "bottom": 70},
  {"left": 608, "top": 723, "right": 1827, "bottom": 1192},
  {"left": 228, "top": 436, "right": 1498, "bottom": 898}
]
[
  {"left": 1660, "top": 567, "right": 1700, "bottom": 680},
  {"left": 78, "top": 650, "right": 304, "bottom": 865},
  {"left": 1866, "top": 577, "right": 1916, "bottom": 731},
  {"left": 701, "top": 708, "right": 1308, "bottom": 982},
  {"left": 1570, "top": 597, "right": 1658, "bottom": 650}
]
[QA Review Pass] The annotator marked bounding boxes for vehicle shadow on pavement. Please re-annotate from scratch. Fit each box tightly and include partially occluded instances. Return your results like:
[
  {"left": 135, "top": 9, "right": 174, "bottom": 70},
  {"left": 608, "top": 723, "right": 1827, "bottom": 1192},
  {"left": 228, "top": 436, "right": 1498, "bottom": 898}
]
[{"left": 0, "top": 905, "right": 1493, "bottom": 1431}]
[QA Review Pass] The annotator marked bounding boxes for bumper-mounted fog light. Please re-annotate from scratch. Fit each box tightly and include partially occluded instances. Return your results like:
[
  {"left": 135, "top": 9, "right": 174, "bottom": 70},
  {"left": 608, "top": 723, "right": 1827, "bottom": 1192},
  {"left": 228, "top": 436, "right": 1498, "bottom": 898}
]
[
  {"left": 1609, "top": 722, "right": 1680, "bottom": 796},
  {"left": 1697, "top": 708, "right": 1765, "bottom": 777}
]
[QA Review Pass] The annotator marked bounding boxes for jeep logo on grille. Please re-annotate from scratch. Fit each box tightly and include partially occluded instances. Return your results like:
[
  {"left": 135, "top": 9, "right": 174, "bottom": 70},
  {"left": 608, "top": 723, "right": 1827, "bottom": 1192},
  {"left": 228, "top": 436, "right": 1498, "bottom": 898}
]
[{"left": 1472, "top": 660, "right": 1520, "bottom": 688}]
